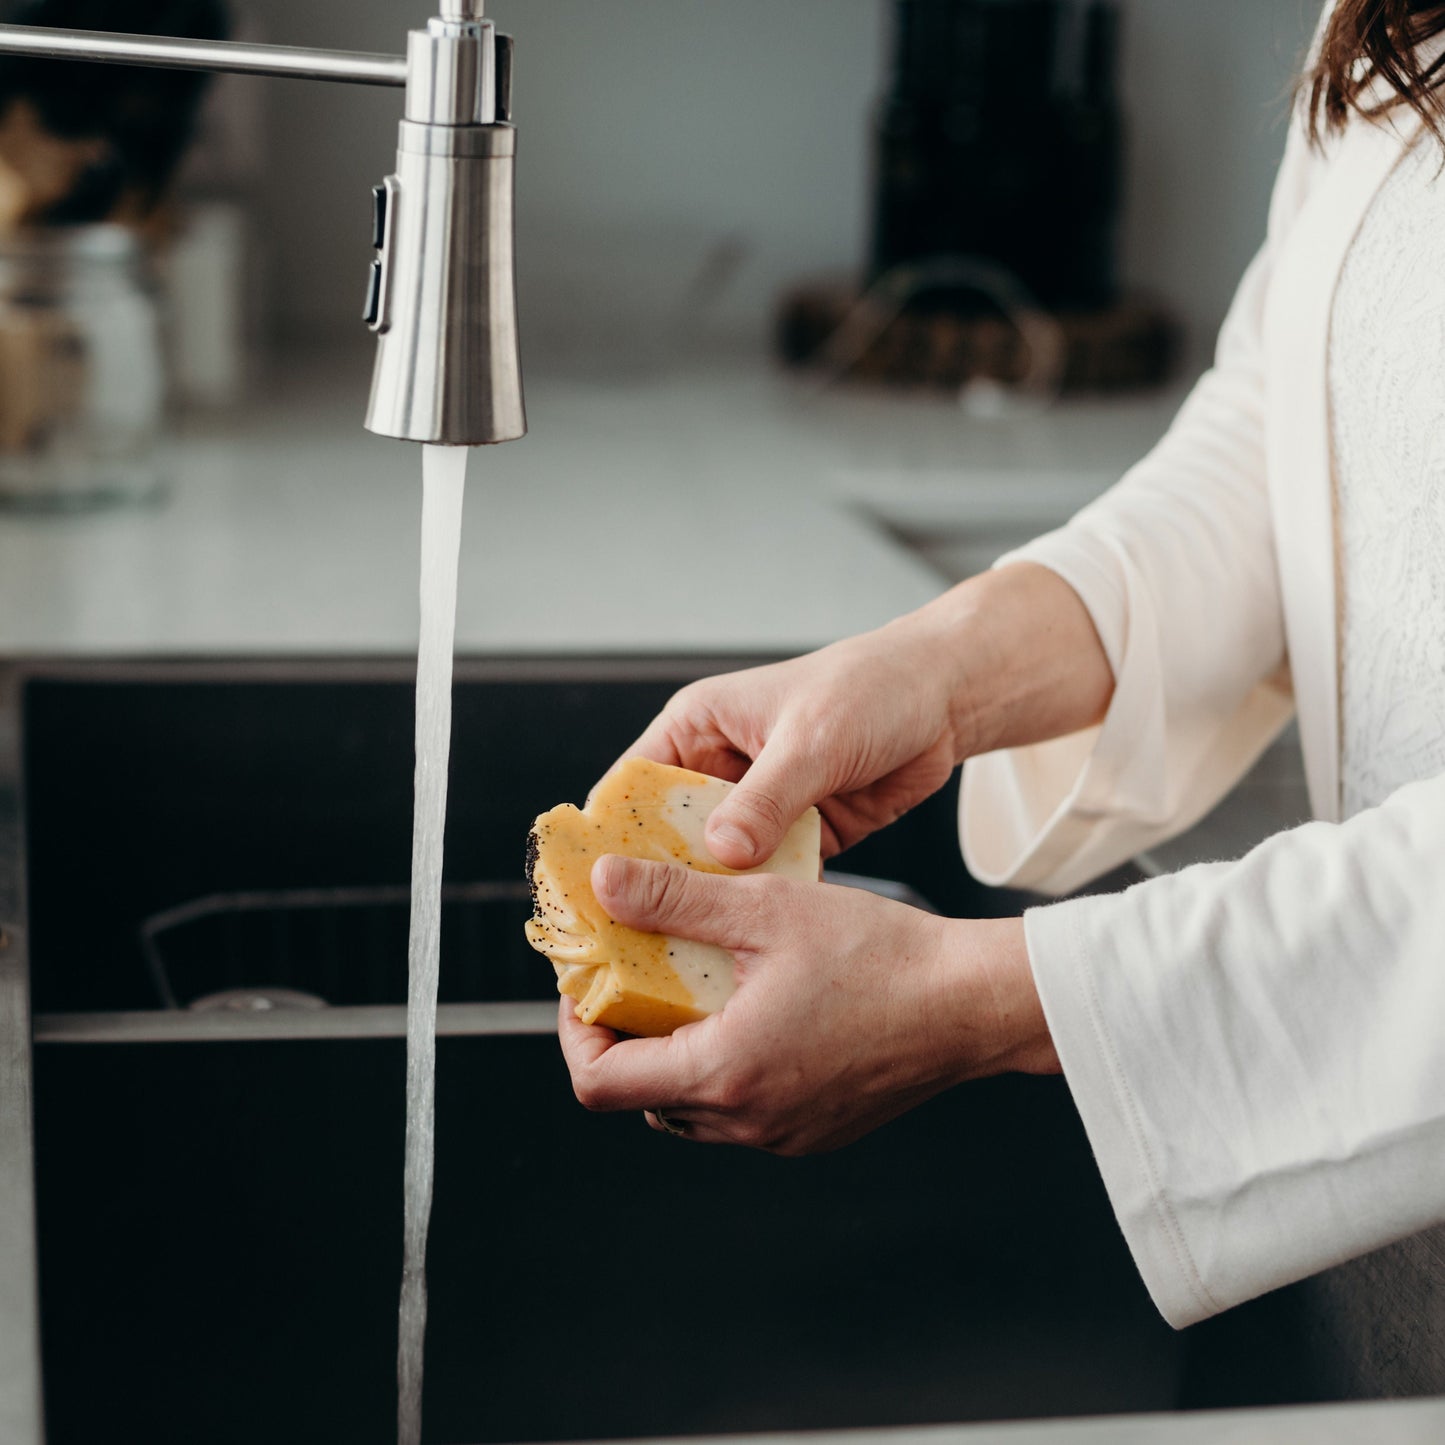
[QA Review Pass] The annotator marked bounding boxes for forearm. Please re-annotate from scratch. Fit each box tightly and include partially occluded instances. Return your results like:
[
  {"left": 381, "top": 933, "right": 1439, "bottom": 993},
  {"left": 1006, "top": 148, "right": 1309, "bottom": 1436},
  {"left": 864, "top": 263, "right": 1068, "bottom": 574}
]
[{"left": 901, "top": 561, "right": 1115, "bottom": 762}]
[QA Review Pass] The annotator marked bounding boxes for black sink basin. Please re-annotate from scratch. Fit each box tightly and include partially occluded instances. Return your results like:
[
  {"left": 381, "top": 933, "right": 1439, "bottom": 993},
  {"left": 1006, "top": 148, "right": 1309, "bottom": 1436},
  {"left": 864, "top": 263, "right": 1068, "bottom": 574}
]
[{"left": 10, "top": 659, "right": 1184, "bottom": 1445}]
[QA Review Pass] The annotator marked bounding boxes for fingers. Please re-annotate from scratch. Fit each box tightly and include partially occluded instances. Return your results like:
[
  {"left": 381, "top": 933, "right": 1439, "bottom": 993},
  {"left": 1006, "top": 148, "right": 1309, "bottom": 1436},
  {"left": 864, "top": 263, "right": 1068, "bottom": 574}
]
[
  {"left": 614, "top": 677, "right": 753, "bottom": 782},
  {"left": 558, "top": 999, "right": 732, "bottom": 1139},
  {"left": 608, "top": 732, "right": 825, "bottom": 870},
  {"left": 558, "top": 995, "right": 705, "bottom": 1114},
  {"left": 706, "top": 740, "right": 829, "bottom": 868},
  {"left": 591, "top": 854, "right": 771, "bottom": 950},
  {"left": 556, "top": 855, "right": 788, "bottom": 1129},
  {"left": 555, "top": 994, "right": 618, "bottom": 1071},
  {"left": 609, "top": 675, "right": 827, "bottom": 870},
  {"left": 616, "top": 714, "right": 750, "bottom": 789},
  {"left": 613, "top": 713, "right": 684, "bottom": 774},
  {"left": 644, "top": 1110, "right": 734, "bottom": 1145}
]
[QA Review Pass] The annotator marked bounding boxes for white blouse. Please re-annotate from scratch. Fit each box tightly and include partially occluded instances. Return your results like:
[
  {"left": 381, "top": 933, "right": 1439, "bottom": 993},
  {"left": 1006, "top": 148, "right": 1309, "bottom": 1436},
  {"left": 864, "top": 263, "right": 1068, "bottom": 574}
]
[
  {"left": 1331, "top": 134, "right": 1445, "bottom": 819},
  {"left": 956, "top": 37, "right": 1445, "bottom": 1327}
]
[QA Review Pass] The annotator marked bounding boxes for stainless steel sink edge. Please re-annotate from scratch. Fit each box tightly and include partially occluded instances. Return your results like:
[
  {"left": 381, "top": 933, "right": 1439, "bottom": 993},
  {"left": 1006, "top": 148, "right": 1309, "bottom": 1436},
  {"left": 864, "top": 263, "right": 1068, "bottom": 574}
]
[
  {"left": 0, "top": 665, "right": 43, "bottom": 1445},
  {"left": 33, "top": 999, "right": 559, "bottom": 1045}
]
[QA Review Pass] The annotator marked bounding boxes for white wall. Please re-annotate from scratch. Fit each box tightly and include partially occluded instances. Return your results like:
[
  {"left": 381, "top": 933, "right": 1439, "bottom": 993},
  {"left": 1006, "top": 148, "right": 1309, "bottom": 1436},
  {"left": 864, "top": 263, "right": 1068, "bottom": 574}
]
[
  {"left": 234, "top": 0, "right": 1320, "bottom": 365},
  {"left": 1118, "top": 0, "right": 1320, "bottom": 363}
]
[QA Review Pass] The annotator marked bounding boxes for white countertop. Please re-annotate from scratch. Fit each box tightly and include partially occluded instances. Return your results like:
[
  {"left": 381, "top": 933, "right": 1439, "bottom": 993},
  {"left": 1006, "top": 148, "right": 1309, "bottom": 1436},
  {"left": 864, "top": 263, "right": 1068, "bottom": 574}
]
[{"left": 0, "top": 346, "right": 1181, "bottom": 659}]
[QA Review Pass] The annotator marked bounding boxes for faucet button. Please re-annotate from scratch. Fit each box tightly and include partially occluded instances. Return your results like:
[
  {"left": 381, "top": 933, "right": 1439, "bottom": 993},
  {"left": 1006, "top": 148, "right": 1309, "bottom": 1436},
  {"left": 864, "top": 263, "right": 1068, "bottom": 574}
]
[
  {"left": 363, "top": 259, "right": 384, "bottom": 327},
  {"left": 371, "top": 183, "right": 388, "bottom": 250}
]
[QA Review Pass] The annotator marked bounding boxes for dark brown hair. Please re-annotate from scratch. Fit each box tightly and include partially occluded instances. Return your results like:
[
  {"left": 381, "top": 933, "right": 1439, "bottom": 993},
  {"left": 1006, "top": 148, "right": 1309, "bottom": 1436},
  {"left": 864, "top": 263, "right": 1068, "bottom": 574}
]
[{"left": 1308, "top": 0, "right": 1445, "bottom": 140}]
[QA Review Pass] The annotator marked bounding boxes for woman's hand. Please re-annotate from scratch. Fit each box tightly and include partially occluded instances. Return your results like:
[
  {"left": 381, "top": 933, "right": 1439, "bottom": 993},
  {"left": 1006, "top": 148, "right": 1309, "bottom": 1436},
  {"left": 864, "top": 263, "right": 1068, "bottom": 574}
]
[
  {"left": 624, "top": 618, "right": 964, "bottom": 868},
  {"left": 557, "top": 854, "right": 1059, "bottom": 1155},
  {"left": 621, "top": 563, "right": 1115, "bottom": 870}
]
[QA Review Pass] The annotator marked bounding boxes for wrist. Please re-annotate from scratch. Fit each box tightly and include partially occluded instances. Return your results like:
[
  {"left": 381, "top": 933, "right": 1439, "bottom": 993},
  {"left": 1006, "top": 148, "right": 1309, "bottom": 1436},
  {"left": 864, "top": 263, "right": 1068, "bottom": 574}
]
[
  {"left": 934, "top": 916, "right": 1060, "bottom": 1082},
  {"left": 876, "top": 582, "right": 1007, "bottom": 763},
  {"left": 904, "top": 561, "right": 1115, "bottom": 764}
]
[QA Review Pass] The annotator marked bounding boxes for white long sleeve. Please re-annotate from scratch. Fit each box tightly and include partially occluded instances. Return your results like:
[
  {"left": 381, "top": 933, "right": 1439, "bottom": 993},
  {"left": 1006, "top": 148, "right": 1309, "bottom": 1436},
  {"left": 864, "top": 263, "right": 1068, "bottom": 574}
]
[
  {"left": 957, "top": 112, "right": 1335, "bottom": 896},
  {"left": 954, "top": 16, "right": 1445, "bottom": 1327},
  {"left": 1025, "top": 775, "right": 1445, "bottom": 1327}
]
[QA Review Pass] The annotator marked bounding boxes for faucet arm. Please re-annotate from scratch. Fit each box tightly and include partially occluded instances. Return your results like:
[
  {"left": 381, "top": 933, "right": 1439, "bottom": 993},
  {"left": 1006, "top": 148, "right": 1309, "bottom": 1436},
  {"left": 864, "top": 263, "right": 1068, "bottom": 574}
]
[{"left": 0, "top": 23, "right": 407, "bottom": 88}]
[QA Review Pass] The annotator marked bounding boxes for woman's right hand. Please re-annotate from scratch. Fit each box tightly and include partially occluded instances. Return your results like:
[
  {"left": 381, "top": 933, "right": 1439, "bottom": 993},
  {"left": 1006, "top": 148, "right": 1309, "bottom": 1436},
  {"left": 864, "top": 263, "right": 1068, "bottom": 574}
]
[{"left": 619, "top": 563, "right": 1115, "bottom": 870}]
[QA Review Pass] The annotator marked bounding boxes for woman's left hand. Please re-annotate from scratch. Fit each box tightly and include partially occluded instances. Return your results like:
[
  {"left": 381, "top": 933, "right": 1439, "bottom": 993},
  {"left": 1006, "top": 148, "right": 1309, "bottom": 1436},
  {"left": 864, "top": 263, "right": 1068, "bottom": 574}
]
[{"left": 557, "top": 854, "right": 1059, "bottom": 1155}]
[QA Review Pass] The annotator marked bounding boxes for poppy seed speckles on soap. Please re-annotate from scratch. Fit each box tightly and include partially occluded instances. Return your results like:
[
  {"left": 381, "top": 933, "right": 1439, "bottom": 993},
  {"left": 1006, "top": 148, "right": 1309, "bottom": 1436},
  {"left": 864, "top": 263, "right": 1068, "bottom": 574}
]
[{"left": 524, "top": 828, "right": 541, "bottom": 908}]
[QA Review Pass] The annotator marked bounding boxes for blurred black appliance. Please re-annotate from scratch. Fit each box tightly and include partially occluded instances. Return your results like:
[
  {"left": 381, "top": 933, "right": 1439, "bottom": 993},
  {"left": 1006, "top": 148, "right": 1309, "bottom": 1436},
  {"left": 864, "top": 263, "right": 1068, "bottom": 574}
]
[{"left": 870, "top": 0, "right": 1122, "bottom": 310}]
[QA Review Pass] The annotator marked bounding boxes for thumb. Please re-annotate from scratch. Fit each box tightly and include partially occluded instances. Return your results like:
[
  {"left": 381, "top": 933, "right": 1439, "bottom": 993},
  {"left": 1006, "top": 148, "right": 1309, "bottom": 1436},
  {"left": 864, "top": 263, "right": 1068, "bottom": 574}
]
[
  {"left": 591, "top": 855, "right": 766, "bottom": 951},
  {"left": 706, "top": 742, "right": 826, "bottom": 869}
]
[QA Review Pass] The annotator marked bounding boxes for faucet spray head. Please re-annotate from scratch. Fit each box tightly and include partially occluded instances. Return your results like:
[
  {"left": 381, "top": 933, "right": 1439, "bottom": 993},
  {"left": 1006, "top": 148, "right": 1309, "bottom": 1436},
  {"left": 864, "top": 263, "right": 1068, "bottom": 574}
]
[{"left": 364, "top": 8, "right": 525, "bottom": 447}]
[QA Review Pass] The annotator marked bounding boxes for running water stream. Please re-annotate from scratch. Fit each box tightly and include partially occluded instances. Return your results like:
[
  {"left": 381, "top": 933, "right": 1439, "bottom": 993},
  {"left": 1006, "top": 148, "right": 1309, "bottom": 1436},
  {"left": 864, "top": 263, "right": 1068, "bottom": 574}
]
[{"left": 398, "top": 443, "right": 470, "bottom": 1445}]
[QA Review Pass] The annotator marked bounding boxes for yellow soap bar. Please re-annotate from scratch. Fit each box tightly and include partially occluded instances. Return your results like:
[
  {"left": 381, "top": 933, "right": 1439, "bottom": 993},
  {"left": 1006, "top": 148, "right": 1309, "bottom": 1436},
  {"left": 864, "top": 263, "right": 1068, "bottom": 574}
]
[{"left": 525, "top": 757, "right": 821, "bottom": 1037}]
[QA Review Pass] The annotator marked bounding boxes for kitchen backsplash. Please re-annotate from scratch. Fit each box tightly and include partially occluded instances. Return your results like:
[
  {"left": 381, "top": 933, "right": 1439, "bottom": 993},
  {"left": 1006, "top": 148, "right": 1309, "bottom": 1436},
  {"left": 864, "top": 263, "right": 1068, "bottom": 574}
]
[{"left": 230, "top": 0, "right": 1315, "bottom": 368}]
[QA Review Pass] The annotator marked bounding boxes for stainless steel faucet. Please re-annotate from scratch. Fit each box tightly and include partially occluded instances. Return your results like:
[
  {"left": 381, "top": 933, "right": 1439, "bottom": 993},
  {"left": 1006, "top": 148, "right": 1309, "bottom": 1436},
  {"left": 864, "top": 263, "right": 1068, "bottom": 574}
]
[{"left": 0, "top": 3, "right": 527, "bottom": 448}]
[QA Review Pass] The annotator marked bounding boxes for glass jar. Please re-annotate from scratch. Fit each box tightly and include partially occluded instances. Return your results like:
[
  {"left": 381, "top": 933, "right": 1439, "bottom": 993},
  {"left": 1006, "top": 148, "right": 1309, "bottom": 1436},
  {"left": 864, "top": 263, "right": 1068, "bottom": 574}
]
[{"left": 0, "top": 225, "right": 165, "bottom": 510}]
